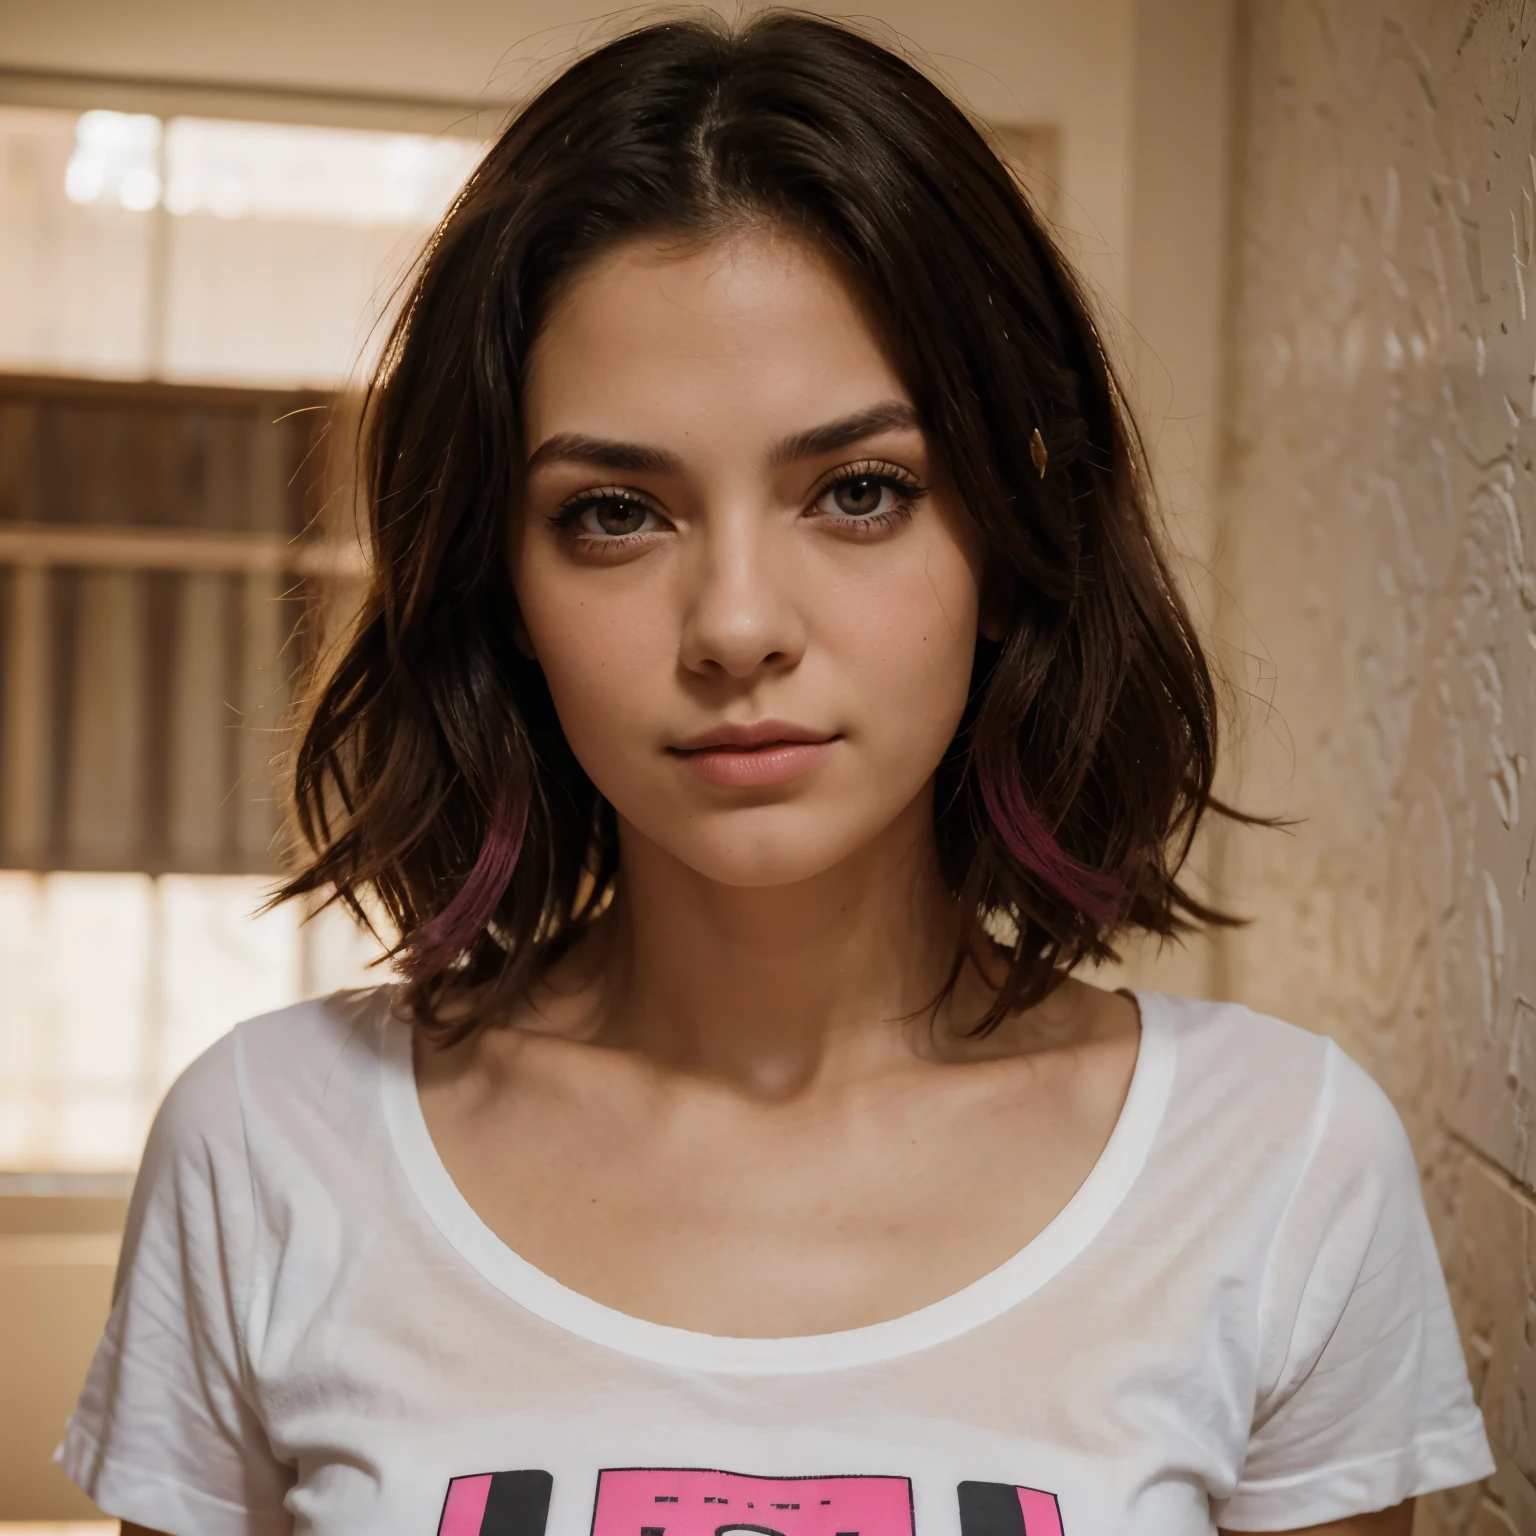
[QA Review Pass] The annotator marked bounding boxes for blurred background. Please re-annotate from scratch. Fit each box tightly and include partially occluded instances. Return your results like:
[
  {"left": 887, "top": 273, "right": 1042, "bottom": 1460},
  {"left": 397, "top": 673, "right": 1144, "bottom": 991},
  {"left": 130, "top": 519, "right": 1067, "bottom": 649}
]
[{"left": 0, "top": 1, "right": 1530, "bottom": 1533}]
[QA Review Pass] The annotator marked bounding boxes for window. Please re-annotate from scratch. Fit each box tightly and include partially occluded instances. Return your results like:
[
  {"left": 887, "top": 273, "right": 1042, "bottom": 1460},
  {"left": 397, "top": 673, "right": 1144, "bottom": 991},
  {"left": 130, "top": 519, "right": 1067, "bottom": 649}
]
[
  {"left": 0, "top": 103, "right": 485, "bottom": 1171},
  {"left": 1, "top": 106, "right": 484, "bottom": 387},
  {"left": 0, "top": 373, "right": 377, "bottom": 1169}
]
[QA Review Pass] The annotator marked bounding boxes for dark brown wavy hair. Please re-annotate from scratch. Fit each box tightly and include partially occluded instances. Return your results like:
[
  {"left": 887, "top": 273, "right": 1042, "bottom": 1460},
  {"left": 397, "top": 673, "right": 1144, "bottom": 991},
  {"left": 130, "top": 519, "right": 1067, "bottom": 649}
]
[{"left": 279, "top": 9, "right": 1242, "bottom": 1038}]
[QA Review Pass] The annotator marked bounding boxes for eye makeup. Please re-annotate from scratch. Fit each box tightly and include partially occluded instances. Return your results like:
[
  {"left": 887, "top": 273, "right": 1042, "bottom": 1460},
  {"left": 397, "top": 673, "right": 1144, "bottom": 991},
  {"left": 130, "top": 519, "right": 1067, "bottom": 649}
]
[
  {"left": 543, "top": 454, "right": 929, "bottom": 557},
  {"left": 548, "top": 487, "right": 671, "bottom": 553},
  {"left": 806, "top": 458, "right": 929, "bottom": 534}
]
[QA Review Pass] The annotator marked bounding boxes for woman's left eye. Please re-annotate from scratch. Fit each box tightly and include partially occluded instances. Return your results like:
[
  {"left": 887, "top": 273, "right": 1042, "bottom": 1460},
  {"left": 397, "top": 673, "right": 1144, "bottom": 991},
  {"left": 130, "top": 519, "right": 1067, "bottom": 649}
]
[{"left": 811, "top": 471, "right": 924, "bottom": 525}]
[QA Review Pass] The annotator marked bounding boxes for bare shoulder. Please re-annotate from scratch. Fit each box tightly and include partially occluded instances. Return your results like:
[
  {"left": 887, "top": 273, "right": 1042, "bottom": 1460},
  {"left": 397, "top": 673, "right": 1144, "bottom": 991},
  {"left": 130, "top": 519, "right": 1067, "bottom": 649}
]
[
  {"left": 950, "top": 972, "right": 1141, "bottom": 1062},
  {"left": 931, "top": 972, "right": 1142, "bottom": 1135},
  {"left": 1031, "top": 975, "right": 1142, "bottom": 1051},
  {"left": 413, "top": 923, "right": 614, "bottom": 1096},
  {"left": 1014, "top": 976, "right": 1142, "bottom": 1113}
]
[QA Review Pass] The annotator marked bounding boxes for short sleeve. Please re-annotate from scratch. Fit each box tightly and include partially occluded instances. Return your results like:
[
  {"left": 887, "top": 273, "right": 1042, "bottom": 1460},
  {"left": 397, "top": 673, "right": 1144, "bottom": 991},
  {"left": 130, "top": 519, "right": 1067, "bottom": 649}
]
[
  {"left": 56, "top": 1030, "right": 294, "bottom": 1536},
  {"left": 1213, "top": 1041, "right": 1494, "bottom": 1531}
]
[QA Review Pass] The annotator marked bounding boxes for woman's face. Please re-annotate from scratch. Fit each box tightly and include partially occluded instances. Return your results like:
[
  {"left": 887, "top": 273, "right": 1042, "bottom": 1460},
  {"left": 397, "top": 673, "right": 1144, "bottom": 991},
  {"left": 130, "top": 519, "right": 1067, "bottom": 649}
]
[{"left": 511, "top": 227, "right": 982, "bottom": 888}]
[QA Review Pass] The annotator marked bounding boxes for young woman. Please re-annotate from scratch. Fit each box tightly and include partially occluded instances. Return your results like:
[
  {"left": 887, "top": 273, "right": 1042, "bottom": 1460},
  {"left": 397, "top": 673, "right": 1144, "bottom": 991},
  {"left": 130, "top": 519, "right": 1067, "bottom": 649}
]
[{"left": 63, "top": 14, "right": 1492, "bottom": 1536}]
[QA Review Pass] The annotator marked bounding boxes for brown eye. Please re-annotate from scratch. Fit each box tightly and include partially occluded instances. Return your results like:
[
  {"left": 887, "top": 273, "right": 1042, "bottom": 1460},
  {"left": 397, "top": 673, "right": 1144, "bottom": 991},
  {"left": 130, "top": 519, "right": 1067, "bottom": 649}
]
[
  {"left": 580, "top": 497, "right": 654, "bottom": 536},
  {"left": 554, "top": 487, "right": 670, "bottom": 548},
  {"left": 831, "top": 476, "right": 886, "bottom": 517},
  {"left": 809, "top": 467, "right": 924, "bottom": 531}
]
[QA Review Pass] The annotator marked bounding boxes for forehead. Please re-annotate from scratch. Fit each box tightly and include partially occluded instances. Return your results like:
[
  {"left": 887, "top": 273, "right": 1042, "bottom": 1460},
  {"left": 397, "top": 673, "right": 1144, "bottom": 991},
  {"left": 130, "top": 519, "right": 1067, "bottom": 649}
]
[{"left": 522, "top": 228, "right": 912, "bottom": 447}]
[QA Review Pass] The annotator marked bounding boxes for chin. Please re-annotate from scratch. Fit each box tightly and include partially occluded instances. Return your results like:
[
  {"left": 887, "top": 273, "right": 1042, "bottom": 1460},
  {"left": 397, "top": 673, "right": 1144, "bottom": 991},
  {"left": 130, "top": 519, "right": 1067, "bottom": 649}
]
[{"left": 635, "top": 801, "right": 890, "bottom": 889}]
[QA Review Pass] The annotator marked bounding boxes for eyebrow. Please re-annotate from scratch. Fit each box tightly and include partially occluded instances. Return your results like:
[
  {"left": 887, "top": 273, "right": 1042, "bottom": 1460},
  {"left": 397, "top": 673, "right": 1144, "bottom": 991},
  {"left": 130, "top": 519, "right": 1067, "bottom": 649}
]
[
  {"left": 766, "top": 400, "right": 922, "bottom": 467},
  {"left": 523, "top": 400, "right": 922, "bottom": 477}
]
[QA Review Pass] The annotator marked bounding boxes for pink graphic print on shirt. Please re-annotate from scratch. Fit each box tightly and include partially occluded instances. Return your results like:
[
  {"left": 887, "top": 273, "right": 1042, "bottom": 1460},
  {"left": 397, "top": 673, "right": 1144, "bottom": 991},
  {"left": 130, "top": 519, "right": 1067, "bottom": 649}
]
[
  {"left": 438, "top": 1470, "right": 553, "bottom": 1536},
  {"left": 956, "top": 1479, "right": 1064, "bottom": 1536},
  {"left": 591, "top": 1468, "right": 914, "bottom": 1536},
  {"left": 434, "top": 1469, "right": 1063, "bottom": 1536}
]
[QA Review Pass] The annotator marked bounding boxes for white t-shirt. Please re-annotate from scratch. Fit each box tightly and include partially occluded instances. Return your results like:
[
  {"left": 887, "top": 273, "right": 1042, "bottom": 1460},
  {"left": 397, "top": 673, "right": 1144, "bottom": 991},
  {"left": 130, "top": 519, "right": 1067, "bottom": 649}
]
[{"left": 60, "top": 988, "right": 1492, "bottom": 1536}]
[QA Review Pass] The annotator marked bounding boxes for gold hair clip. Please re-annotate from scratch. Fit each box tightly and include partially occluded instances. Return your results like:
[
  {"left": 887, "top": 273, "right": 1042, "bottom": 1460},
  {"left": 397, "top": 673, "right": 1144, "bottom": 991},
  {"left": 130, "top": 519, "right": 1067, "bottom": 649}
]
[{"left": 1029, "top": 427, "right": 1048, "bottom": 479}]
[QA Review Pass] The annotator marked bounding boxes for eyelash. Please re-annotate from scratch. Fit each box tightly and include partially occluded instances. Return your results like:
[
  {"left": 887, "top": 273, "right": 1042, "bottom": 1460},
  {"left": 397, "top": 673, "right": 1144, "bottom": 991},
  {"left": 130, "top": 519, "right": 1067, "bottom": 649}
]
[
  {"left": 809, "top": 460, "right": 929, "bottom": 533},
  {"left": 549, "top": 459, "right": 928, "bottom": 552},
  {"left": 549, "top": 487, "right": 661, "bottom": 549}
]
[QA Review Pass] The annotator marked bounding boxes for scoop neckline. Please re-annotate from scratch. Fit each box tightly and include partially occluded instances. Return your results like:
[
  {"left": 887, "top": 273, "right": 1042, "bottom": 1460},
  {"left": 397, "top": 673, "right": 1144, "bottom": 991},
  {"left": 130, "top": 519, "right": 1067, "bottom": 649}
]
[{"left": 379, "top": 987, "right": 1176, "bottom": 1375}]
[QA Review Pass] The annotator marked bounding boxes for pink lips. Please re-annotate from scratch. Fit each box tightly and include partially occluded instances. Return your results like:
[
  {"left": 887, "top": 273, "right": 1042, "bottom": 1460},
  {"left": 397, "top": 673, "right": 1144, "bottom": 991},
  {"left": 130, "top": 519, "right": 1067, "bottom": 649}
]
[{"left": 669, "top": 720, "right": 839, "bottom": 788}]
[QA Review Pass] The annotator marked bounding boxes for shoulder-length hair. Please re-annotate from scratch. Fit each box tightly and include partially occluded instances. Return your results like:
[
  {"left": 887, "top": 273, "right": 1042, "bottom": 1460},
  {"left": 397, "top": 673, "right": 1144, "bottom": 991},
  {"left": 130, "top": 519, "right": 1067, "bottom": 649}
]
[{"left": 280, "top": 9, "right": 1239, "bottom": 1039}]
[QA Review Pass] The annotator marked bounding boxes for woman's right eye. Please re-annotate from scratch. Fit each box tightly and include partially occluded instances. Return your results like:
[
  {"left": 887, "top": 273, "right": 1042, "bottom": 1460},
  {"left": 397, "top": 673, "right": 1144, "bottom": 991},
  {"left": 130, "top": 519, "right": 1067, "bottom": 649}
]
[{"left": 558, "top": 494, "right": 665, "bottom": 539}]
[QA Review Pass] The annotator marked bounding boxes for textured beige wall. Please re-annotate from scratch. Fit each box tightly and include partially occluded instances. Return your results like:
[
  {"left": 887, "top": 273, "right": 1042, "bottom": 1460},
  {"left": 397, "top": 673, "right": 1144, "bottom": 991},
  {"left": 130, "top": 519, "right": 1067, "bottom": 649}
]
[
  {"left": 1097, "top": 0, "right": 1239, "bottom": 1004},
  {"left": 1216, "top": 4, "right": 1535, "bottom": 1530}
]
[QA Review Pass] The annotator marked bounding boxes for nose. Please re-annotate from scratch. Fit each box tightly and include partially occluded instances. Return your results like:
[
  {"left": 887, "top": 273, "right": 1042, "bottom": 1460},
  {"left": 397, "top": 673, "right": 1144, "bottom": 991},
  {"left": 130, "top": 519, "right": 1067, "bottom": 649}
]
[{"left": 678, "top": 512, "right": 807, "bottom": 680}]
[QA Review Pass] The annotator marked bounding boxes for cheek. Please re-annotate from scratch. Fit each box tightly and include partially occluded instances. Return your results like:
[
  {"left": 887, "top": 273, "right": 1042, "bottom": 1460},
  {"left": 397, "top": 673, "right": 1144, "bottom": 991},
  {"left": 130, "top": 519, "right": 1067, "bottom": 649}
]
[
  {"left": 830, "top": 538, "right": 980, "bottom": 744},
  {"left": 512, "top": 558, "right": 673, "bottom": 765},
  {"left": 509, "top": 520, "right": 981, "bottom": 833}
]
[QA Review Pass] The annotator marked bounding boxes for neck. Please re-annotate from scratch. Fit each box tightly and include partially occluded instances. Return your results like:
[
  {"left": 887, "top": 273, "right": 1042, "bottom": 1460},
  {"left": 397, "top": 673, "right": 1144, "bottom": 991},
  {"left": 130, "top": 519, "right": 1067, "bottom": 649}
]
[{"left": 595, "top": 792, "right": 972, "bottom": 1097}]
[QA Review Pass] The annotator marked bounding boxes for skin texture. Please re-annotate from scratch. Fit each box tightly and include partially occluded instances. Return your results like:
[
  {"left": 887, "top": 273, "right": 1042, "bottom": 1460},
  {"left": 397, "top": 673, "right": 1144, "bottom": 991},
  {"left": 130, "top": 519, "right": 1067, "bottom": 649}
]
[
  {"left": 514, "top": 233, "right": 982, "bottom": 894},
  {"left": 117, "top": 231, "right": 1413, "bottom": 1536}
]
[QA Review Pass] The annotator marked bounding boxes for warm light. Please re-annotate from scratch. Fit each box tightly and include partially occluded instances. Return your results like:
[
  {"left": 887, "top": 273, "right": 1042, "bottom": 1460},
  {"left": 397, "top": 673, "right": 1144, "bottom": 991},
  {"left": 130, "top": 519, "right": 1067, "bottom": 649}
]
[
  {"left": 0, "top": 872, "right": 386, "bottom": 1171},
  {"left": 60, "top": 111, "right": 485, "bottom": 229},
  {"left": 63, "top": 110, "right": 163, "bottom": 211},
  {"left": 0, "top": 1525, "right": 119, "bottom": 1535},
  {"left": 13, "top": 102, "right": 491, "bottom": 385},
  {"left": 163, "top": 117, "right": 485, "bottom": 225}
]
